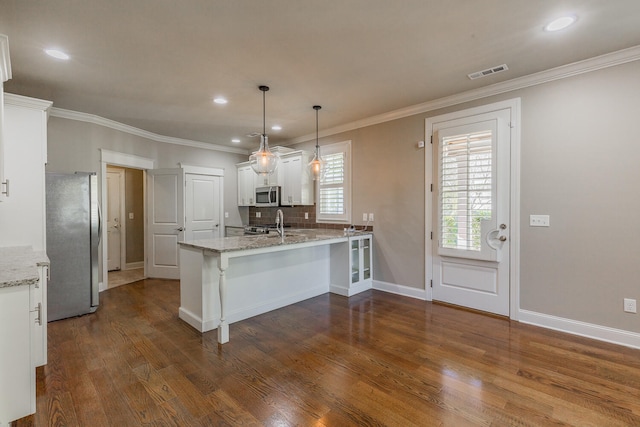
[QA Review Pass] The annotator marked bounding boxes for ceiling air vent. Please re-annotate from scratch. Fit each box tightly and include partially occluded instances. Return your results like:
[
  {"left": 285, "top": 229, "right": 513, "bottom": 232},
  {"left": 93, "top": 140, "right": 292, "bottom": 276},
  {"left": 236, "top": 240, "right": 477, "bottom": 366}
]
[{"left": 468, "top": 64, "right": 509, "bottom": 80}]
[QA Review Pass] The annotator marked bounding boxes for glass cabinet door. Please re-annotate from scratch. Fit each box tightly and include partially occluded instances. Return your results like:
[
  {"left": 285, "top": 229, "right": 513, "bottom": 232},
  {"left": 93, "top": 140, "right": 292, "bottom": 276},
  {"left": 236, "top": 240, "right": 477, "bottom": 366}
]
[
  {"left": 351, "top": 238, "right": 360, "bottom": 283},
  {"left": 362, "top": 237, "right": 371, "bottom": 281}
]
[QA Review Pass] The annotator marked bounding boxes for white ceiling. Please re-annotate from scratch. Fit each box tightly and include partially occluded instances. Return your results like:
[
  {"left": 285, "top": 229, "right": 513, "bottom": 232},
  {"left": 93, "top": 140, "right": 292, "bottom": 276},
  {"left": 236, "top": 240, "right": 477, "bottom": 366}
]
[{"left": 2, "top": 1, "right": 640, "bottom": 151}]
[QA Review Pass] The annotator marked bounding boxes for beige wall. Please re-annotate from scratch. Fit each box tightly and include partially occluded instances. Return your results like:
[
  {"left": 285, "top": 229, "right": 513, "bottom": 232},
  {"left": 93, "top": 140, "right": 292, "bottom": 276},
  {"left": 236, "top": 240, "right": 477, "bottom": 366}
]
[
  {"left": 294, "top": 60, "right": 640, "bottom": 334},
  {"left": 124, "top": 168, "right": 144, "bottom": 264}
]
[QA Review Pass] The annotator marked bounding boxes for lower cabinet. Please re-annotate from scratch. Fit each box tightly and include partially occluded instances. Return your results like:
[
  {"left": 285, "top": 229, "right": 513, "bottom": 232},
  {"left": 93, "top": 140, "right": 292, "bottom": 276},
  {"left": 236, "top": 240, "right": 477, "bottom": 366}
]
[
  {"left": 0, "top": 259, "right": 48, "bottom": 425},
  {"left": 0, "top": 284, "right": 34, "bottom": 425},
  {"left": 31, "top": 264, "right": 48, "bottom": 368},
  {"left": 330, "top": 233, "right": 373, "bottom": 297},
  {"left": 350, "top": 234, "right": 372, "bottom": 287}
]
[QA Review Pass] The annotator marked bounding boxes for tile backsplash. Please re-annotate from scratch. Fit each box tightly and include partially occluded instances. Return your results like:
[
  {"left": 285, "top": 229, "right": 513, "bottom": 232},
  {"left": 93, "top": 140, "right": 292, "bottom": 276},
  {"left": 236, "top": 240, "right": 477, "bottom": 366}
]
[{"left": 248, "top": 205, "right": 372, "bottom": 231}]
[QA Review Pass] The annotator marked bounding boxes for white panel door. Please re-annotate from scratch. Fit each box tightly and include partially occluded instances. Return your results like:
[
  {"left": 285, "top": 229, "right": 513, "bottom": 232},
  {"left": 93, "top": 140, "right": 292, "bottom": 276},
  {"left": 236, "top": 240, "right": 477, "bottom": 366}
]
[
  {"left": 431, "top": 108, "right": 511, "bottom": 316},
  {"left": 106, "top": 169, "right": 123, "bottom": 271},
  {"left": 185, "top": 173, "right": 222, "bottom": 241},
  {"left": 147, "top": 168, "right": 184, "bottom": 279}
]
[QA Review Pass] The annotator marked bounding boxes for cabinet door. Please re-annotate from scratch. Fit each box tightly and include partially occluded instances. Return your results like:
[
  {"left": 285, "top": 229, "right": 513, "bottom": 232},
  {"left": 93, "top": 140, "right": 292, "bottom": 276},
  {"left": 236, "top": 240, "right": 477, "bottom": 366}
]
[
  {"left": 280, "top": 156, "right": 303, "bottom": 206},
  {"left": 237, "top": 166, "right": 256, "bottom": 206},
  {"left": 351, "top": 238, "right": 360, "bottom": 284},
  {"left": 1, "top": 101, "right": 49, "bottom": 251},
  {"left": 361, "top": 237, "right": 372, "bottom": 282},
  {"left": 0, "top": 285, "right": 34, "bottom": 423},
  {"left": 30, "top": 265, "right": 47, "bottom": 367}
]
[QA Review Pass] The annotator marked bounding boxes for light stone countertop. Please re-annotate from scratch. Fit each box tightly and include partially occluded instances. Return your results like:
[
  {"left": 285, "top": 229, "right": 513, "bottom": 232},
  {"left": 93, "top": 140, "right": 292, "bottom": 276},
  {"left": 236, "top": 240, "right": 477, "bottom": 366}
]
[
  {"left": 179, "top": 228, "right": 371, "bottom": 253},
  {"left": 0, "top": 246, "right": 50, "bottom": 289}
]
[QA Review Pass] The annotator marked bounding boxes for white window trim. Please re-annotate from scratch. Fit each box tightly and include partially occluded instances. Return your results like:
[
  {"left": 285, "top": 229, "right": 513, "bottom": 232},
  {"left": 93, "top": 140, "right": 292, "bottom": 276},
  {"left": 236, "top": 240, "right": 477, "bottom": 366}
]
[{"left": 316, "top": 140, "right": 351, "bottom": 224}]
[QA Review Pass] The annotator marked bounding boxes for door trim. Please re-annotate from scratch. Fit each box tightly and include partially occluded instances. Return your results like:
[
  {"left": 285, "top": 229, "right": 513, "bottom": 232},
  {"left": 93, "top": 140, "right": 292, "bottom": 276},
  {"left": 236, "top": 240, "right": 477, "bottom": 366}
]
[
  {"left": 100, "top": 149, "right": 155, "bottom": 291},
  {"left": 106, "top": 166, "right": 126, "bottom": 271},
  {"left": 425, "top": 98, "right": 521, "bottom": 320}
]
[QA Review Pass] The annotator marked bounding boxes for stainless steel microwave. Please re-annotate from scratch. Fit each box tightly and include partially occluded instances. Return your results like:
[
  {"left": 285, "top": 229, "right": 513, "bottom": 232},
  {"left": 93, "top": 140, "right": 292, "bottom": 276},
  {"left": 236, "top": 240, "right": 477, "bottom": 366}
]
[{"left": 255, "top": 186, "right": 280, "bottom": 207}]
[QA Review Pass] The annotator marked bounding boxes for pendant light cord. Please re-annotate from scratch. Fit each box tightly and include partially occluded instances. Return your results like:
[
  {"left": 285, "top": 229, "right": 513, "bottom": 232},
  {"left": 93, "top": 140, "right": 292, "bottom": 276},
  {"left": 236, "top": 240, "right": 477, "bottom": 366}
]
[{"left": 259, "top": 85, "right": 269, "bottom": 137}]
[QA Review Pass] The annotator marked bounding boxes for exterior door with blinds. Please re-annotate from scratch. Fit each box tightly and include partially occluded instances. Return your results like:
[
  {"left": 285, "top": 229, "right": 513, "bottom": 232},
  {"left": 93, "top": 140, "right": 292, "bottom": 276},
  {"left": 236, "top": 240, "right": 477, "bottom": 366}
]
[{"left": 431, "top": 108, "right": 511, "bottom": 316}]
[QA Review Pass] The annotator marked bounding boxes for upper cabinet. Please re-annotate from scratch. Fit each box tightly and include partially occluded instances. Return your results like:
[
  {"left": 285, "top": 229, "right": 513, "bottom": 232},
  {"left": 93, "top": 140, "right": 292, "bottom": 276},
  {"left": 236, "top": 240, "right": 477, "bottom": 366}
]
[
  {"left": 1, "top": 94, "right": 53, "bottom": 251},
  {"left": 0, "top": 34, "right": 12, "bottom": 203},
  {"left": 278, "top": 151, "right": 314, "bottom": 206},
  {"left": 237, "top": 148, "right": 315, "bottom": 207},
  {"left": 236, "top": 162, "right": 255, "bottom": 206}
]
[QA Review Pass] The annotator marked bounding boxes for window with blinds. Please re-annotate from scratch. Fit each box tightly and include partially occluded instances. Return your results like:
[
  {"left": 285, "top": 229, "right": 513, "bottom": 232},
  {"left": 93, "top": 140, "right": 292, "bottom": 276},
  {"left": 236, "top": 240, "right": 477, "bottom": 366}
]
[
  {"left": 440, "top": 130, "right": 493, "bottom": 251},
  {"left": 317, "top": 141, "right": 351, "bottom": 223}
]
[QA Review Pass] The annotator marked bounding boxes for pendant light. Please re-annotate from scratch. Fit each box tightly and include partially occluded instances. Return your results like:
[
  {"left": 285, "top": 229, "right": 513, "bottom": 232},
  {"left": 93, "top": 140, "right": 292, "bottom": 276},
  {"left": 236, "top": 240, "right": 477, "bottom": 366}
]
[
  {"left": 249, "top": 85, "right": 279, "bottom": 176},
  {"left": 308, "top": 105, "right": 325, "bottom": 180}
]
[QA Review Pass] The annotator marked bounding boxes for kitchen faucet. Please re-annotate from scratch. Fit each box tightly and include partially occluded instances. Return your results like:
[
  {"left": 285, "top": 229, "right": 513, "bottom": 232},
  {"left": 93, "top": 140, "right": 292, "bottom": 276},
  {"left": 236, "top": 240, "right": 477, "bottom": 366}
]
[{"left": 275, "top": 209, "right": 284, "bottom": 242}]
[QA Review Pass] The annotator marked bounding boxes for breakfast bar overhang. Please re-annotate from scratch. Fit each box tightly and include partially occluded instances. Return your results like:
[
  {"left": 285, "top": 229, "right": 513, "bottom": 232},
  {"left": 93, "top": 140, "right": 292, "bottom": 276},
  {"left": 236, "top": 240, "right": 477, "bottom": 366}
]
[{"left": 178, "top": 229, "right": 372, "bottom": 344}]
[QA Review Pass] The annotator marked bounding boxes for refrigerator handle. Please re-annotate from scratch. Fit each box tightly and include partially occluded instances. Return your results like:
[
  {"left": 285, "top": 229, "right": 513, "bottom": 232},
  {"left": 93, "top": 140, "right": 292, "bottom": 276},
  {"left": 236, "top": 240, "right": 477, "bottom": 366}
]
[{"left": 97, "top": 200, "right": 103, "bottom": 244}]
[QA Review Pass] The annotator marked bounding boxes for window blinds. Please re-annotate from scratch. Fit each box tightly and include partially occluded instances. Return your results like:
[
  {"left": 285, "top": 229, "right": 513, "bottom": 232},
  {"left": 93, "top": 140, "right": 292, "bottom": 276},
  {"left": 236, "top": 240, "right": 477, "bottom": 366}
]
[
  {"left": 440, "top": 130, "right": 493, "bottom": 251},
  {"left": 319, "top": 152, "right": 345, "bottom": 215}
]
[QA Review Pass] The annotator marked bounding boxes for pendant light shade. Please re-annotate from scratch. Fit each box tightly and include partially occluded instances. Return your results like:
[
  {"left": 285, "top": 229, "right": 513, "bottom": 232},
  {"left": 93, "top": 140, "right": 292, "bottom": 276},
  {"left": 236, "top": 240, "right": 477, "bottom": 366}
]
[
  {"left": 249, "top": 85, "right": 279, "bottom": 176},
  {"left": 308, "top": 105, "right": 325, "bottom": 181}
]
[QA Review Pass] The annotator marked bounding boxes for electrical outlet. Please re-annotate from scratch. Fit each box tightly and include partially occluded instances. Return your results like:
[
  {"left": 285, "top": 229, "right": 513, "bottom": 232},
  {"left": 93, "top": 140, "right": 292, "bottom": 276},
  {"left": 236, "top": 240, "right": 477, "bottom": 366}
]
[
  {"left": 530, "top": 214, "right": 550, "bottom": 227},
  {"left": 129, "top": 212, "right": 134, "bottom": 220},
  {"left": 256, "top": 212, "right": 261, "bottom": 218},
  {"left": 624, "top": 298, "right": 637, "bottom": 313},
  {"left": 305, "top": 212, "right": 309, "bottom": 220},
  {"left": 368, "top": 213, "right": 374, "bottom": 221},
  {"left": 224, "top": 212, "right": 229, "bottom": 218},
  {"left": 363, "top": 213, "right": 368, "bottom": 221}
]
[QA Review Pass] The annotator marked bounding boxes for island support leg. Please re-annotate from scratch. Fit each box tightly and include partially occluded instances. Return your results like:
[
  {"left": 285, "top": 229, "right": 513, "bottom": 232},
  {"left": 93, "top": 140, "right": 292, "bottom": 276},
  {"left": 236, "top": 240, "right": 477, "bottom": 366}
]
[{"left": 217, "top": 256, "right": 229, "bottom": 344}]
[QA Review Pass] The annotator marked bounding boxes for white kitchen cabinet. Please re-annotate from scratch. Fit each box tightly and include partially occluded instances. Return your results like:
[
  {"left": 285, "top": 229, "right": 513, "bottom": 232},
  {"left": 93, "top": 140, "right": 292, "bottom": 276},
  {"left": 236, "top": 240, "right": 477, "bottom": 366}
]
[
  {"left": 278, "top": 151, "right": 314, "bottom": 206},
  {"left": 236, "top": 162, "right": 256, "bottom": 206},
  {"left": 0, "top": 284, "right": 32, "bottom": 425},
  {"left": 350, "top": 234, "right": 372, "bottom": 288},
  {"left": 0, "top": 247, "right": 48, "bottom": 425},
  {"left": 254, "top": 170, "right": 278, "bottom": 187},
  {"left": 329, "top": 233, "right": 373, "bottom": 297},
  {"left": 0, "top": 94, "right": 52, "bottom": 251},
  {"left": 31, "top": 263, "right": 48, "bottom": 367}
]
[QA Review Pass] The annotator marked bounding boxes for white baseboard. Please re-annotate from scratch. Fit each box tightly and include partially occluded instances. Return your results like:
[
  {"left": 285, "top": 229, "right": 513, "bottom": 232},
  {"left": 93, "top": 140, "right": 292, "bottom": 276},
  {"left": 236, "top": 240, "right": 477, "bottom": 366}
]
[
  {"left": 519, "top": 309, "right": 640, "bottom": 350},
  {"left": 373, "top": 280, "right": 429, "bottom": 300},
  {"left": 330, "top": 280, "right": 372, "bottom": 297},
  {"left": 125, "top": 262, "right": 144, "bottom": 270},
  {"left": 370, "top": 280, "right": 640, "bottom": 349},
  {"left": 98, "top": 281, "right": 106, "bottom": 292}
]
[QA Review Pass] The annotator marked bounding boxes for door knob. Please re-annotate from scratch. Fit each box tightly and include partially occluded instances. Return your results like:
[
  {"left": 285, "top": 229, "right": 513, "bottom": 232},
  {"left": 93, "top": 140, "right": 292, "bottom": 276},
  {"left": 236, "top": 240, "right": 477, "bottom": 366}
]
[
  {"left": 499, "top": 236, "right": 507, "bottom": 242},
  {"left": 175, "top": 227, "right": 185, "bottom": 232}
]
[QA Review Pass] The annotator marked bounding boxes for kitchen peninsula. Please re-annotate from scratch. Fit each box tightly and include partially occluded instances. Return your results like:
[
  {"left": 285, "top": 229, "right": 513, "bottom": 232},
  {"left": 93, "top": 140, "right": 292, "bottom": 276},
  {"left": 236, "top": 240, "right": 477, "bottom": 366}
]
[{"left": 178, "top": 229, "right": 372, "bottom": 344}]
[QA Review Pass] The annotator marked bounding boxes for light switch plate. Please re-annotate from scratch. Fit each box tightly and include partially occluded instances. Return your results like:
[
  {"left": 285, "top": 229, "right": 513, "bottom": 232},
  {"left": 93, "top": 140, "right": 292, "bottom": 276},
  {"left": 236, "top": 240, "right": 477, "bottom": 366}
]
[
  {"left": 368, "top": 213, "right": 374, "bottom": 221},
  {"left": 530, "top": 214, "right": 550, "bottom": 227},
  {"left": 363, "top": 213, "right": 368, "bottom": 221}
]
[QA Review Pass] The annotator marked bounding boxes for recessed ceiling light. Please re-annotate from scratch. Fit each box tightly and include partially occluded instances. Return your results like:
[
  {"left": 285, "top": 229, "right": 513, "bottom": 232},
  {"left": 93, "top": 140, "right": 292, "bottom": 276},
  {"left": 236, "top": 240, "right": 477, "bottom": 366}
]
[
  {"left": 213, "top": 97, "right": 228, "bottom": 105},
  {"left": 545, "top": 15, "right": 577, "bottom": 32},
  {"left": 231, "top": 138, "right": 240, "bottom": 143},
  {"left": 44, "top": 49, "right": 70, "bottom": 60},
  {"left": 271, "top": 125, "right": 282, "bottom": 131}
]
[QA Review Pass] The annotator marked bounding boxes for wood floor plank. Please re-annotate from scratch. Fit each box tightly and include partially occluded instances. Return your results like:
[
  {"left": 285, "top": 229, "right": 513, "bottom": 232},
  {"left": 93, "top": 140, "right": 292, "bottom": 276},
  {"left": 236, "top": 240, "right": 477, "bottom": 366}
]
[{"left": 13, "top": 280, "right": 640, "bottom": 426}]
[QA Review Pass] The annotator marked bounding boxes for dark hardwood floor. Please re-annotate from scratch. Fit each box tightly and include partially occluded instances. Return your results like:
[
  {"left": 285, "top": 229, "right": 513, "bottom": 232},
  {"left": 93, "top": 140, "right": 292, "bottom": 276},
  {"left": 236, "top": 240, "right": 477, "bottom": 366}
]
[{"left": 14, "top": 279, "right": 640, "bottom": 426}]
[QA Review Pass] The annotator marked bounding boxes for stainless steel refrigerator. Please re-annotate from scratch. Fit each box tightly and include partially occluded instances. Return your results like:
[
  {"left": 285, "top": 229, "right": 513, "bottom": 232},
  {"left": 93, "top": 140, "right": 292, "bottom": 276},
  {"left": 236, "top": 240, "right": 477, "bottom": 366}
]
[{"left": 46, "top": 172, "right": 100, "bottom": 321}]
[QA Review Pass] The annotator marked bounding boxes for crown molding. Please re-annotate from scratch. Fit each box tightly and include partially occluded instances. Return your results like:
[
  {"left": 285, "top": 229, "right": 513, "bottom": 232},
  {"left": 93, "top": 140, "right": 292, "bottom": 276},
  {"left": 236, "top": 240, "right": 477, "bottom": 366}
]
[
  {"left": 0, "top": 34, "right": 12, "bottom": 82},
  {"left": 5, "top": 93, "right": 53, "bottom": 110},
  {"left": 288, "top": 44, "right": 640, "bottom": 145},
  {"left": 49, "top": 107, "right": 250, "bottom": 155}
]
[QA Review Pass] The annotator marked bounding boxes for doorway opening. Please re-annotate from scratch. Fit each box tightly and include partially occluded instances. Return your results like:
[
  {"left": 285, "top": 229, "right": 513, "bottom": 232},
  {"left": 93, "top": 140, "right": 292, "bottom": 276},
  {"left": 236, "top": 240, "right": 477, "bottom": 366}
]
[
  {"left": 100, "top": 150, "right": 154, "bottom": 291},
  {"left": 106, "top": 165, "right": 145, "bottom": 288}
]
